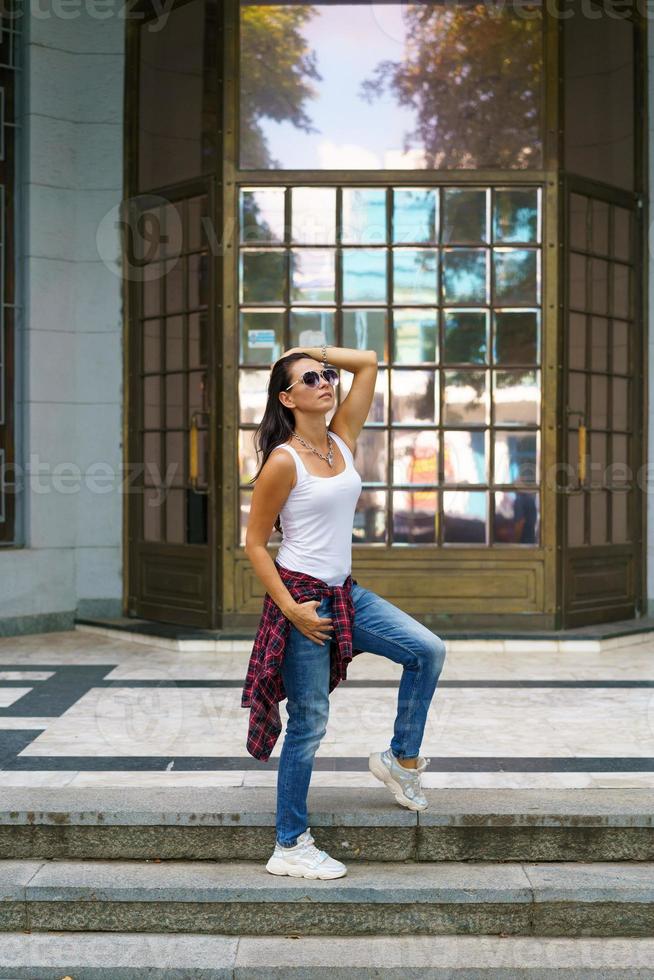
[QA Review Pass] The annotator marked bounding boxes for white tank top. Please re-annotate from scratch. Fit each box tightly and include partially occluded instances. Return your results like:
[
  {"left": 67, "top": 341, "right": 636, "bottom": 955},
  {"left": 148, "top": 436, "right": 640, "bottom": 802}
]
[{"left": 271, "top": 430, "right": 363, "bottom": 587}]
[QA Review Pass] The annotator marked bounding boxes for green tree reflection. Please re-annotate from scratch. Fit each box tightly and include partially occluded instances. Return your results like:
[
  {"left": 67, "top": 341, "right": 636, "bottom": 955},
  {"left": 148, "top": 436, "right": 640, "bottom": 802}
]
[
  {"left": 240, "top": 5, "right": 322, "bottom": 168},
  {"left": 359, "top": 4, "right": 542, "bottom": 169}
]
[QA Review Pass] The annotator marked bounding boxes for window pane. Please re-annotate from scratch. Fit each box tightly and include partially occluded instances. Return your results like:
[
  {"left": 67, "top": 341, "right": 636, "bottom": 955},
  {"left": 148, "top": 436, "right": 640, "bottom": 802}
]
[
  {"left": 443, "top": 188, "right": 489, "bottom": 244},
  {"left": 290, "top": 309, "right": 336, "bottom": 348},
  {"left": 569, "top": 252, "right": 587, "bottom": 310},
  {"left": 442, "top": 370, "right": 488, "bottom": 425},
  {"left": 240, "top": 187, "right": 286, "bottom": 244},
  {"left": 612, "top": 264, "right": 631, "bottom": 319},
  {"left": 493, "top": 370, "right": 540, "bottom": 426},
  {"left": 143, "top": 320, "right": 162, "bottom": 373},
  {"left": 589, "top": 258, "right": 609, "bottom": 315},
  {"left": 240, "top": 250, "right": 286, "bottom": 303},
  {"left": 393, "top": 188, "right": 438, "bottom": 244},
  {"left": 494, "top": 310, "right": 539, "bottom": 365},
  {"left": 493, "top": 188, "right": 540, "bottom": 243},
  {"left": 494, "top": 491, "right": 540, "bottom": 544},
  {"left": 611, "top": 490, "right": 629, "bottom": 543},
  {"left": 590, "top": 199, "right": 610, "bottom": 256},
  {"left": 144, "top": 377, "right": 162, "bottom": 430},
  {"left": 291, "top": 187, "right": 336, "bottom": 244},
  {"left": 612, "top": 207, "right": 632, "bottom": 262},
  {"left": 393, "top": 249, "right": 438, "bottom": 303},
  {"left": 390, "top": 370, "right": 438, "bottom": 425},
  {"left": 443, "top": 491, "right": 488, "bottom": 544},
  {"left": 342, "top": 189, "right": 387, "bottom": 245},
  {"left": 165, "top": 374, "right": 184, "bottom": 429},
  {"left": 564, "top": 1, "right": 634, "bottom": 191},
  {"left": 590, "top": 374, "right": 608, "bottom": 429},
  {"left": 493, "top": 248, "right": 539, "bottom": 304},
  {"left": 240, "top": 310, "right": 285, "bottom": 365},
  {"left": 139, "top": 0, "right": 211, "bottom": 189},
  {"left": 143, "top": 488, "right": 163, "bottom": 542},
  {"left": 353, "top": 428, "right": 387, "bottom": 482},
  {"left": 342, "top": 249, "right": 387, "bottom": 303},
  {"left": 239, "top": 2, "right": 542, "bottom": 170},
  {"left": 443, "top": 430, "right": 487, "bottom": 485},
  {"left": 393, "top": 309, "right": 438, "bottom": 365},
  {"left": 393, "top": 490, "right": 437, "bottom": 544},
  {"left": 590, "top": 317, "right": 609, "bottom": 372},
  {"left": 164, "top": 316, "right": 184, "bottom": 371},
  {"left": 354, "top": 490, "right": 387, "bottom": 543},
  {"left": 567, "top": 313, "right": 585, "bottom": 371},
  {"left": 239, "top": 369, "right": 270, "bottom": 423},
  {"left": 569, "top": 194, "right": 589, "bottom": 252},
  {"left": 291, "top": 248, "right": 335, "bottom": 303},
  {"left": 343, "top": 309, "right": 388, "bottom": 361},
  {"left": 612, "top": 320, "right": 629, "bottom": 375},
  {"left": 392, "top": 430, "right": 438, "bottom": 485},
  {"left": 443, "top": 310, "right": 488, "bottom": 364},
  {"left": 494, "top": 430, "right": 539, "bottom": 485},
  {"left": 442, "top": 249, "right": 488, "bottom": 304}
]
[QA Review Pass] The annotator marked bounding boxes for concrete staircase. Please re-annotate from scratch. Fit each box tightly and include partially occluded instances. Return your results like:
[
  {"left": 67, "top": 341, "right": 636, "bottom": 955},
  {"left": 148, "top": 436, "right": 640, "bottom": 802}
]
[{"left": 0, "top": 787, "right": 653, "bottom": 977}]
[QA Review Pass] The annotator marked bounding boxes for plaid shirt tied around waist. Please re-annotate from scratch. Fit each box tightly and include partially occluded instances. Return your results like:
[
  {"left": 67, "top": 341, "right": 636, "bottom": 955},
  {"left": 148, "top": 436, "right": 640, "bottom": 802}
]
[{"left": 240, "top": 562, "right": 364, "bottom": 762}]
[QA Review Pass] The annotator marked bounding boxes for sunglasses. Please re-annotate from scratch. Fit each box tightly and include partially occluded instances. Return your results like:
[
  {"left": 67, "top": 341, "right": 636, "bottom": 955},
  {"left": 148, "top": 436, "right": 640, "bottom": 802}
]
[{"left": 285, "top": 368, "right": 340, "bottom": 392}]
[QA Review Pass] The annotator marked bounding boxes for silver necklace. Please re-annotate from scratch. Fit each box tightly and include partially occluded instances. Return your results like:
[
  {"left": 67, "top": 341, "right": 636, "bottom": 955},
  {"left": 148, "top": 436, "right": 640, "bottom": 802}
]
[{"left": 292, "top": 430, "right": 334, "bottom": 467}]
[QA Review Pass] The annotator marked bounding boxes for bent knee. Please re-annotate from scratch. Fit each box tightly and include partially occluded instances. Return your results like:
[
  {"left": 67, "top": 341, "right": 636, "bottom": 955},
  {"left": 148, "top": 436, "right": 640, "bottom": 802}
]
[
  {"left": 286, "top": 703, "right": 329, "bottom": 739},
  {"left": 420, "top": 634, "right": 446, "bottom": 674}
]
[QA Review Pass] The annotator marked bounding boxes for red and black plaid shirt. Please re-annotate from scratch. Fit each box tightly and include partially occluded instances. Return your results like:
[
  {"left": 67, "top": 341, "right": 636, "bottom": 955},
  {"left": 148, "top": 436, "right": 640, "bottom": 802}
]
[{"left": 241, "top": 562, "right": 364, "bottom": 762}]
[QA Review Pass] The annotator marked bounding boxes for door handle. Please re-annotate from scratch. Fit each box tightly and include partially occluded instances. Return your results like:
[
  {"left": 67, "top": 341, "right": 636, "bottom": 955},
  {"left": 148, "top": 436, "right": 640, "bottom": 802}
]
[
  {"left": 189, "top": 410, "right": 210, "bottom": 492},
  {"left": 564, "top": 409, "right": 586, "bottom": 492}
]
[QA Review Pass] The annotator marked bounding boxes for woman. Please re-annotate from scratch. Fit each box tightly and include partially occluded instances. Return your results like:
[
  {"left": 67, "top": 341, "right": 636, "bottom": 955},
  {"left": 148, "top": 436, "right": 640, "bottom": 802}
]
[{"left": 243, "top": 344, "right": 446, "bottom": 880}]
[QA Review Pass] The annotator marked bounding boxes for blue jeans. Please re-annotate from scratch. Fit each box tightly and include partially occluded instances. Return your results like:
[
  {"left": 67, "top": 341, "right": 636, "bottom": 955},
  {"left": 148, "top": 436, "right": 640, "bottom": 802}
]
[{"left": 275, "top": 580, "right": 447, "bottom": 847}]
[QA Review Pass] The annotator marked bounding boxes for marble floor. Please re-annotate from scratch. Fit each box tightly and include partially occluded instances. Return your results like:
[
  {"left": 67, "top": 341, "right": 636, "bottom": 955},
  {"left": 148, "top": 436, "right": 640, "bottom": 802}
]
[{"left": 0, "top": 627, "right": 653, "bottom": 788}]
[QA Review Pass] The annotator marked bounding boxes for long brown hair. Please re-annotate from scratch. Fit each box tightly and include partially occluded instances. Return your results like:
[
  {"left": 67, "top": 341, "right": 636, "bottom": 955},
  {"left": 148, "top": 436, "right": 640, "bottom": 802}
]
[{"left": 248, "top": 351, "right": 312, "bottom": 533}]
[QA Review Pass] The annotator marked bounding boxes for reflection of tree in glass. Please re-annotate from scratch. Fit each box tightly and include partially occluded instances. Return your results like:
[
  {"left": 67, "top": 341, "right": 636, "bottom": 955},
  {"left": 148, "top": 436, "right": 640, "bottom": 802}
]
[
  {"left": 240, "top": 6, "right": 322, "bottom": 168},
  {"left": 241, "top": 195, "right": 271, "bottom": 244},
  {"left": 359, "top": 5, "right": 542, "bottom": 169},
  {"left": 241, "top": 194, "right": 284, "bottom": 302}
]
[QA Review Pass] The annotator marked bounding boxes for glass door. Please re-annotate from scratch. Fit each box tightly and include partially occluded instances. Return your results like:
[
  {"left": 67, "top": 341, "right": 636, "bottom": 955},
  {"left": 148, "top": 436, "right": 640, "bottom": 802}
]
[
  {"left": 125, "top": 0, "right": 221, "bottom": 626},
  {"left": 560, "top": 180, "right": 643, "bottom": 626}
]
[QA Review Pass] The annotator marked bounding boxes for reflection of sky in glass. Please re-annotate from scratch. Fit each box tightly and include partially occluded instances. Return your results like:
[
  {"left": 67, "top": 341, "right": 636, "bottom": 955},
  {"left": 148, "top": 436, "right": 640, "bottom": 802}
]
[
  {"left": 342, "top": 189, "right": 387, "bottom": 245},
  {"left": 342, "top": 249, "right": 387, "bottom": 303},
  {"left": 291, "top": 187, "right": 336, "bottom": 244},
  {"left": 251, "top": 6, "right": 425, "bottom": 169},
  {"left": 291, "top": 249, "right": 335, "bottom": 303}
]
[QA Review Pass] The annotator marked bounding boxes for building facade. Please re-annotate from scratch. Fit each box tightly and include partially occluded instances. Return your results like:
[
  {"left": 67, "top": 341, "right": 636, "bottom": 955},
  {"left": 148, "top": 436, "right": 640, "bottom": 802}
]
[{"left": 0, "top": 0, "right": 651, "bottom": 633}]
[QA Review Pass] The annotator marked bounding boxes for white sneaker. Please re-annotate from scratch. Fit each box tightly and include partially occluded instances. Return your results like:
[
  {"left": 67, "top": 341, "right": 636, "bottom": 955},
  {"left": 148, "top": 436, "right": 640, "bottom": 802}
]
[
  {"left": 369, "top": 747, "right": 430, "bottom": 811},
  {"left": 266, "top": 827, "right": 347, "bottom": 879}
]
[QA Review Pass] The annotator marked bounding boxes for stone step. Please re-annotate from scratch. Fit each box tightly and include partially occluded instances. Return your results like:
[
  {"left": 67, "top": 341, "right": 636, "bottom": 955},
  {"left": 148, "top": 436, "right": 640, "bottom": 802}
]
[
  {"left": 1, "top": 788, "right": 653, "bottom": 863},
  {"left": 2, "top": 933, "right": 654, "bottom": 978},
  {"left": 1, "top": 859, "right": 653, "bottom": 938}
]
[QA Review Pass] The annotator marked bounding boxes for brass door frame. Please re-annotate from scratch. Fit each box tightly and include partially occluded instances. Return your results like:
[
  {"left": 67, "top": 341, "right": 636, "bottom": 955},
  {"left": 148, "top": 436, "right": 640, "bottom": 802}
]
[
  {"left": 219, "top": 0, "right": 562, "bottom": 629},
  {"left": 556, "top": 4, "right": 647, "bottom": 627},
  {"left": 123, "top": 1, "right": 223, "bottom": 627},
  {"left": 558, "top": 173, "right": 645, "bottom": 627}
]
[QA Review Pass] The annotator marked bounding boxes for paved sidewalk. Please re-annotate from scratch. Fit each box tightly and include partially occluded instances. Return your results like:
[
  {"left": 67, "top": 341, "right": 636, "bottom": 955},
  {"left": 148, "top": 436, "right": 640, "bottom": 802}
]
[{"left": 0, "top": 626, "right": 653, "bottom": 788}]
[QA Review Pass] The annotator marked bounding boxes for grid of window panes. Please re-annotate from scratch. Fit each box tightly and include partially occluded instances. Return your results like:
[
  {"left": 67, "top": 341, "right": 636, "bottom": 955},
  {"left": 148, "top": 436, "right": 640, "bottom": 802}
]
[
  {"left": 140, "top": 195, "right": 210, "bottom": 545},
  {"left": 566, "top": 192, "right": 634, "bottom": 547},
  {"left": 238, "top": 186, "right": 542, "bottom": 547}
]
